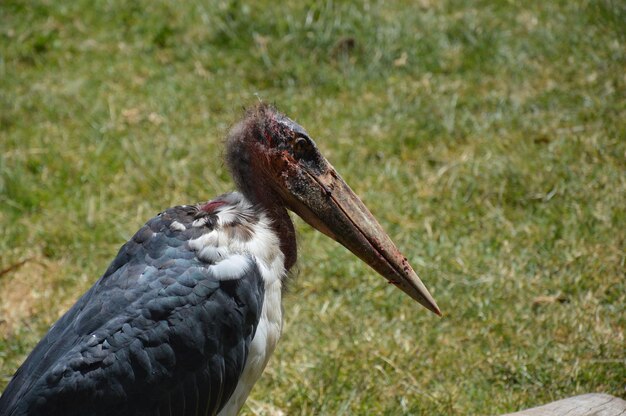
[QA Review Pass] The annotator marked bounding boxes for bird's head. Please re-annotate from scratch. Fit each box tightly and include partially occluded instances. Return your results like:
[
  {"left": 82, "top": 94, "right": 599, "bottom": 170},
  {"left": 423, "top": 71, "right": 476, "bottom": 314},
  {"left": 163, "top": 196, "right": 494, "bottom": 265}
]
[{"left": 226, "top": 104, "right": 440, "bottom": 315}]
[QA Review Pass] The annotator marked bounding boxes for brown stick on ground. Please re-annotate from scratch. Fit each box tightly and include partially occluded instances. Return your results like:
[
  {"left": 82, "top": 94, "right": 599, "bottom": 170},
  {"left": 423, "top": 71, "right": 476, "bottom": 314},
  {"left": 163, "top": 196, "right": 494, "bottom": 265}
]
[{"left": 0, "top": 258, "right": 33, "bottom": 279}]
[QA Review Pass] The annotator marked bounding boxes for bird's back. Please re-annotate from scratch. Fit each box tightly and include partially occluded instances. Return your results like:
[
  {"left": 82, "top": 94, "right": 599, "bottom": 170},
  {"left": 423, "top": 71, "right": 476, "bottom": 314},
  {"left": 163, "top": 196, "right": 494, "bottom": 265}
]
[{"left": 0, "top": 201, "right": 265, "bottom": 416}]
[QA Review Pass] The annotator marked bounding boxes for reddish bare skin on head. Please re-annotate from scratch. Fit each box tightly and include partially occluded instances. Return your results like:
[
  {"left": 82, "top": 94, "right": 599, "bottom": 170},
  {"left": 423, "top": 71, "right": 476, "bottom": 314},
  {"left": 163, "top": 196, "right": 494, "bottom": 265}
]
[
  {"left": 226, "top": 104, "right": 441, "bottom": 315},
  {"left": 226, "top": 106, "right": 300, "bottom": 270}
]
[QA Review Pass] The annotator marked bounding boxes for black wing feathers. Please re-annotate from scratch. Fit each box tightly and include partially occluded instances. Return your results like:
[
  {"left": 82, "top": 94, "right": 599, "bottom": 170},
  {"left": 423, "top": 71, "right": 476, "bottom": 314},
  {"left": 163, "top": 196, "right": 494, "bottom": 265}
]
[{"left": 0, "top": 205, "right": 264, "bottom": 416}]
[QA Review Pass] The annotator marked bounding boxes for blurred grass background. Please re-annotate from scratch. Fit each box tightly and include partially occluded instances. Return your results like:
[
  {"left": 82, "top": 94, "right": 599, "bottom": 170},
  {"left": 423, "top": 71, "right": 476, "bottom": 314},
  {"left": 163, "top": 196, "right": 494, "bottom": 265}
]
[{"left": 1, "top": 0, "right": 624, "bottom": 414}]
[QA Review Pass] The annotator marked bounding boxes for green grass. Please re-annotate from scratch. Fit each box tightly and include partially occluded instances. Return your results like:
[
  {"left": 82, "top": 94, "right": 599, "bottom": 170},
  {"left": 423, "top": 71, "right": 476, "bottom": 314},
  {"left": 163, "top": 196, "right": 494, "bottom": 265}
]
[{"left": 1, "top": 0, "right": 624, "bottom": 414}]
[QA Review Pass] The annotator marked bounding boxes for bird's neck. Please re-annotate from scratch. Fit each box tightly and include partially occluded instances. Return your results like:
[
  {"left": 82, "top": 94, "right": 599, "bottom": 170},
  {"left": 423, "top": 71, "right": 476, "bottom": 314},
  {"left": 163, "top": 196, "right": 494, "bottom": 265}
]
[
  {"left": 263, "top": 202, "right": 297, "bottom": 271},
  {"left": 225, "top": 126, "right": 298, "bottom": 271},
  {"left": 236, "top": 177, "right": 298, "bottom": 272}
]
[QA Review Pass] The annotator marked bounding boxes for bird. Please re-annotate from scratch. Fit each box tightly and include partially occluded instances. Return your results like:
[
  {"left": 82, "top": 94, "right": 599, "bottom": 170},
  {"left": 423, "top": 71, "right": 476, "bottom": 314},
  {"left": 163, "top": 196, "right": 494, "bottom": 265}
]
[{"left": 0, "top": 104, "right": 440, "bottom": 416}]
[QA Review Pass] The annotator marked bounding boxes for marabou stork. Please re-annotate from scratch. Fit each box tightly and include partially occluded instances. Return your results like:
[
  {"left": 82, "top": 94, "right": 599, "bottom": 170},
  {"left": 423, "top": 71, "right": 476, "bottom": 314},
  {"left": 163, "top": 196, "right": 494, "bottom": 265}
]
[{"left": 0, "top": 104, "right": 440, "bottom": 416}]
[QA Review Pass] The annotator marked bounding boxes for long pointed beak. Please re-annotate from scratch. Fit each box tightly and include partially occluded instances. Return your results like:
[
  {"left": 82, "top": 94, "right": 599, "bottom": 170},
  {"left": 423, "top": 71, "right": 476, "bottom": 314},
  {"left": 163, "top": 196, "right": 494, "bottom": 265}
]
[{"left": 281, "top": 162, "right": 441, "bottom": 316}]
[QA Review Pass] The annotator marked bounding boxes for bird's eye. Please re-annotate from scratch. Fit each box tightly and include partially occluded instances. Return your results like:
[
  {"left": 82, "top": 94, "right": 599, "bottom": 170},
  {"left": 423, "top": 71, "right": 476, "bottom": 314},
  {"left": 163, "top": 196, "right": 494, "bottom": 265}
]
[{"left": 293, "top": 136, "right": 312, "bottom": 160}]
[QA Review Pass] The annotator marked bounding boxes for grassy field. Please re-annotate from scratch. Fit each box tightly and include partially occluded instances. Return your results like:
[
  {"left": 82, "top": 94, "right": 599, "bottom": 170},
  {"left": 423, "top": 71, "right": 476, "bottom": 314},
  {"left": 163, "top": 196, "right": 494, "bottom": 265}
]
[{"left": 1, "top": 0, "right": 624, "bottom": 414}]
